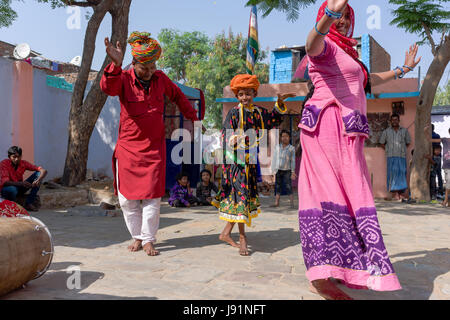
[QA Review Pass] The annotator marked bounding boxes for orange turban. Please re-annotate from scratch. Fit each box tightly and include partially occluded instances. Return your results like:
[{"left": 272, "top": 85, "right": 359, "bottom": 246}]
[
  {"left": 127, "top": 31, "right": 162, "bottom": 64},
  {"left": 230, "top": 74, "right": 260, "bottom": 96}
]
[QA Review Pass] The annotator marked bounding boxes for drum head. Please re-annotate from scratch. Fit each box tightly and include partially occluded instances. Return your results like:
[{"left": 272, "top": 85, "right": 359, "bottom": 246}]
[{"left": 23, "top": 216, "right": 54, "bottom": 280}]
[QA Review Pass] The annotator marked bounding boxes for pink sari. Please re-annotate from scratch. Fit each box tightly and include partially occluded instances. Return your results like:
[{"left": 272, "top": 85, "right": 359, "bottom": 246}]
[{"left": 297, "top": 1, "right": 401, "bottom": 291}]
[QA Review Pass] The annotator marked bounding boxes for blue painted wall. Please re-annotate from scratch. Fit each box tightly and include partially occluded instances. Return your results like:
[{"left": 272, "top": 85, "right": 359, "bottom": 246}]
[
  {"left": 0, "top": 58, "right": 13, "bottom": 159},
  {"left": 269, "top": 51, "right": 292, "bottom": 84},
  {"left": 361, "top": 34, "right": 371, "bottom": 72}
]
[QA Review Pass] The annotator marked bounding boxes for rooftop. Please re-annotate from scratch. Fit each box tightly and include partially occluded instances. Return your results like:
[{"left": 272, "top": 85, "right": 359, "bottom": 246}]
[{"left": 432, "top": 105, "right": 450, "bottom": 115}]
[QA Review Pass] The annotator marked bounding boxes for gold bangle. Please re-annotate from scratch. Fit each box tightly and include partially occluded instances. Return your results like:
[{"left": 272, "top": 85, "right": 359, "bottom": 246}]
[{"left": 275, "top": 102, "right": 287, "bottom": 114}]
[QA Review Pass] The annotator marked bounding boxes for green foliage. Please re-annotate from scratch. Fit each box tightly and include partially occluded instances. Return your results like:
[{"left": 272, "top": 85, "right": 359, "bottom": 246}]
[
  {"left": 434, "top": 80, "right": 450, "bottom": 105},
  {"left": 0, "top": 0, "right": 17, "bottom": 28},
  {"left": 389, "top": 0, "right": 450, "bottom": 48},
  {"left": 35, "top": 0, "right": 66, "bottom": 9},
  {"left": 158, "top": 29, "right": 210, "bottom": 82},
  {"left": 183, "top": 30, "right": 269, "bottom": 129},
  {"left": 246, "top": 0, "right": 316, "bottom": 22}
]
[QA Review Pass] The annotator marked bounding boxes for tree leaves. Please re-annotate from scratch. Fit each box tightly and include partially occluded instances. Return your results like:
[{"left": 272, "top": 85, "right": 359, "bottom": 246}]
[
  {"left": 246, "top": 0, "right": 317, "bottom": 22},
  {"left": 389, "top": 0, "right": 450, "bottom": 54},
  {"left": 0, "top": 0, "right": 18, "bottom": 28}
]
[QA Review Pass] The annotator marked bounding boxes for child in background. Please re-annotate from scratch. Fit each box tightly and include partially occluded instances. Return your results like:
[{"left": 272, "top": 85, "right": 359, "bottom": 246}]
[
  {"left": 430, "top": 127, "right": 450, "bottom": 207},
  {"left": 196, "top": 169, "right": 218, "bottom": 206},
  {"left": 168, "top": 172, "right": 198, "bottom": 207},
  {"left": 430, "top": 145, "right": 443, "bottom": 200}
]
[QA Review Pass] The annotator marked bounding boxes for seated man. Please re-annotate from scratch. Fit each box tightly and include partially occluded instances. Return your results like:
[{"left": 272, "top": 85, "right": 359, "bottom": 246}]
[{"left": 0, "top": 146, "right": 47, "bottom": 212}]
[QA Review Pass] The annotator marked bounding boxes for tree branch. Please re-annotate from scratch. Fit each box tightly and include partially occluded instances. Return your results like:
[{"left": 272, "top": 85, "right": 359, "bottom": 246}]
[
  {"left": 422, "top": 22, "right": 437, "bottom": 55},
  {"left": 62, "top": 0, "right": 102, "bottom": 7}
]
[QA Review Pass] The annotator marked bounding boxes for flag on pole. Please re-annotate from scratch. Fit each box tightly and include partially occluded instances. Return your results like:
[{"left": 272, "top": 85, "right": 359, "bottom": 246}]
[{"left": 246, "top": 5, "right": 259, "bottom": 75}]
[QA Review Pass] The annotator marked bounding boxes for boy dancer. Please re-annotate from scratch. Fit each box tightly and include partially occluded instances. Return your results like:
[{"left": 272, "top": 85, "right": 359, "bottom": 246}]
[{"left": 212, "top": 74, "right": 293, "bottom": 255}]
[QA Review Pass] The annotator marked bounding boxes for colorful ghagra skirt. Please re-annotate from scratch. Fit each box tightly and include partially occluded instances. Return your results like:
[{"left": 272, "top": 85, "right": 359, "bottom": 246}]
[{"left": 212, "top": 163, "right": 260, "bottom": 227}]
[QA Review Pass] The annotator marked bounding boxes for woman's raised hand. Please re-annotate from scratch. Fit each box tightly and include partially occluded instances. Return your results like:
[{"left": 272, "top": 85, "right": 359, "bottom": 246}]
[
  {"left": 105, "top": 37, "right": 124, "bottom": 67},
  {"left": 404, "top": 43, "right": 421, "bottom": 70},
  {"left": 327, "top": 0, "right": 349, "bottom": 12}
]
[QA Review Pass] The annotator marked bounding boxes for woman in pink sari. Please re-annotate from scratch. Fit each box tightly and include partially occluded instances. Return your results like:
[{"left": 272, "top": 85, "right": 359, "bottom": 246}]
[{"left": 298, "top": 0, "right": 420, "bottom": 299}]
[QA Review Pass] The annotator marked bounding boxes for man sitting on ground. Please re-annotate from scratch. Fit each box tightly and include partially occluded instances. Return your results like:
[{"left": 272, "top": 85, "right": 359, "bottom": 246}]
[{"left": 0, "top": 146, "right": 48, "bottom": 212}]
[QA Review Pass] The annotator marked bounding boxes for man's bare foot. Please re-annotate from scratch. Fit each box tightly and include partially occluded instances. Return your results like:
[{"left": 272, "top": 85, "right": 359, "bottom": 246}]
[
  {"left": 143, "top": 242, "right": 159, "bottom": 256},
  {"left": 239, "top": 235, "right": 249, "bottom": 256},
  {"left": 127, "top": 240, "right": 142, "bottom": 252},
  {"left": 219, "top": 233, "right": 239, "bottom": 248},
  {"left": 270, "top": 203, "right": 279, "bottom": 208},
  {"left": 309, "top": 279, "right": 353, "bottom": 300}
]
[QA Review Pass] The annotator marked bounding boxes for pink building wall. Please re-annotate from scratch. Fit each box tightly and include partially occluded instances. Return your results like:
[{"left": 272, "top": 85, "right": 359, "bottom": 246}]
[
  {"left": 221, "top": 78, "right": 419, "bottom": 199},
  {"left": 11, "top": 61, "right": 34, "bottom": 164}
]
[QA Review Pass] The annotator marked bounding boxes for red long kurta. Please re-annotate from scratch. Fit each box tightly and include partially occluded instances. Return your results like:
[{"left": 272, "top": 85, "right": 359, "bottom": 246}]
[{"left": 100, "top": 63, "right": 199, "bottom": 200}]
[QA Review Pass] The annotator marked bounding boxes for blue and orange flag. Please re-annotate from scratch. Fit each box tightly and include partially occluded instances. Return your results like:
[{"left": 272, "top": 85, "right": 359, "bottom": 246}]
[{"left": 246, "top": 5, "right": 259, "bottom": 75}]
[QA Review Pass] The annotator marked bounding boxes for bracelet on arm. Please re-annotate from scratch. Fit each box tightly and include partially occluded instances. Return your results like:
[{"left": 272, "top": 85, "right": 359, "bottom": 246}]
[
  {"left": 325, "top": 7, "right": 343, "bottom": 19},
  {"left": 403, "top": 65, "right": 414, "bottom": 71},
  {"left": 315, "top": 22, "right": 329, "bottom": 36},
  {"left": 275, "top": 102, "right": 288, "bottom": 114},
  {"left": 393, "top": 66, "right": 405, "bottom": 80}
]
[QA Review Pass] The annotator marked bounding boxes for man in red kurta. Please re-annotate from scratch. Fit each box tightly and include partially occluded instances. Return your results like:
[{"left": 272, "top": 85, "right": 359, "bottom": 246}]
[{"left": 100, "top": 31, "right": 201, "bottom": 256}]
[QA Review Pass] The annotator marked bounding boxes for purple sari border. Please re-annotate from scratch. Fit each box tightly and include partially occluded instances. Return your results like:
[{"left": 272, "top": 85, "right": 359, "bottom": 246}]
[{"left": 300, "top": 104, "right": 370, "bottom": 136}]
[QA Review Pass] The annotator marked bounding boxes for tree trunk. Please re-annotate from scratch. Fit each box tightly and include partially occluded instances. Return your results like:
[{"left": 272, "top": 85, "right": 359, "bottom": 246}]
[
  {"left": 62, "top": 0, "right": 131, "bottom": 186},
  {"left": 410, "top": 35, "right": 450, "bottom": 201}
]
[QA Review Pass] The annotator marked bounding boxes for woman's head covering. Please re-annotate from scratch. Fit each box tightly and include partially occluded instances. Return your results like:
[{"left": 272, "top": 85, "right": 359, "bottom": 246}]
[
  {"left": 294, "top": 1, "right": 369, "bottom": 88},
  {"left": 127, "top": 31, "right": 162, "bottom": 64},
  {"left": 316, "top": 1, "right": 358, "bottom": 60},
  {"left": 230, "top": 74, "right": 260, "bottom": 96}
]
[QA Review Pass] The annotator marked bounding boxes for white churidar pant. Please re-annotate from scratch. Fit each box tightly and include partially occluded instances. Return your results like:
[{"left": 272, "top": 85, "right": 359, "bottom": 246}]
[{"left": 116, "top": 160, "right": 161, "bottom": 245}]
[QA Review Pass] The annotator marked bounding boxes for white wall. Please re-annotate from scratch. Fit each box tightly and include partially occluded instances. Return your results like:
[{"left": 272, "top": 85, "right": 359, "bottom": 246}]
[{"left": 32, "top": 66, "right": 120, "bottom": 180}]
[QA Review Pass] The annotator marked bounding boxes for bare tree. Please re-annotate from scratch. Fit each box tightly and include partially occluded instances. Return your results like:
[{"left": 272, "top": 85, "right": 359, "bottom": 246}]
[{"left": 60, "top": 0, "right": 132, "bottom": 186}]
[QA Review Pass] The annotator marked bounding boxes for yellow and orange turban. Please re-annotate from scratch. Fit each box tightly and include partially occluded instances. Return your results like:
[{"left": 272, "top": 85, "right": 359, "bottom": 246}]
[
  {"left": 230, "top": 74, "right": 260, "bottom": 96},
  {"left": 127, "top": 31, "right": 162, "bottom": 64}
]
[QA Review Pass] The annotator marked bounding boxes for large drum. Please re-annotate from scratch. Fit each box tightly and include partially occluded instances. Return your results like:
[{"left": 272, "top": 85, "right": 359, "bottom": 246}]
[{"left": 0, "top": 215, "right": 54, "bottom": 296}]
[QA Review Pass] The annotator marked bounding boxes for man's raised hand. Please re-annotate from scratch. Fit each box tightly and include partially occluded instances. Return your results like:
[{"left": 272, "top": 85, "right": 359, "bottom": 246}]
[{"left": 105, "top": 37, "right": 124, "bottom": 67}]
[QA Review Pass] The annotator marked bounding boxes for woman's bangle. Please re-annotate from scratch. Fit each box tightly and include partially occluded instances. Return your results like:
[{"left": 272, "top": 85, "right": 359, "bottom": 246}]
[
  {"left": 315, "top": 22, "right": 329, "bottom": 36},
  {"left": 403, "top": 65, "right": 414, "bottom": 71},
  {"left": 393, "top": 66, "right": 405, "bottom": 80},
  {"left": 325, "top": 7, "right": 342, "bottom": 19}
]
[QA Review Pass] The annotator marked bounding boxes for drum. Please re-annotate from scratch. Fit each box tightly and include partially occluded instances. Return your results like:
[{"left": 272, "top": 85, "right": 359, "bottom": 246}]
[{"left": 0, "top": 216, "right": 54, "bottom": 296}]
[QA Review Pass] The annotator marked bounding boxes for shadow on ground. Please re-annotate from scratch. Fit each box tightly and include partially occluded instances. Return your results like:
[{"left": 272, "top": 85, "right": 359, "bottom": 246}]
[
  {"left": 374, "top": 202, "right": 450, "bottom": 216},
  {"left": 31, "top": 210, "right": 191, "bottom": 250},
  {"left": 157, "top": 228, "right": 300, "bottom": 254},
  {"left": 2, "top": 261, "right": 156, "bottom": 300},
  {"left": 338, "top": 248, "right": 450, "bottom": 300}
]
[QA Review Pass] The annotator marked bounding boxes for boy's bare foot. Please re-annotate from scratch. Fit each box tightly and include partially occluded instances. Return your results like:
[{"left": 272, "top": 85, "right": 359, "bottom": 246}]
[
  {"left": 143, "top": 242, "right": 159, "bottom": 256},
  {"left": 239, "top": 235, "right": 249, "bottom": 256},
  {"left": 309, "top": 279, "right": 353, "bottom": 300},
  {"left": 219, "top": 233, "right": 239, "bottom": 248},
  {"left": 127, "top": 239, "right": 143, "bottom": 252}
]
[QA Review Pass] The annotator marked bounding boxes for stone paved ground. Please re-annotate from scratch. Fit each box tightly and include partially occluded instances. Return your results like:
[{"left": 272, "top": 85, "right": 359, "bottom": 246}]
[{"left": 2, "top": 195, "right": 449, "bottom": 300}]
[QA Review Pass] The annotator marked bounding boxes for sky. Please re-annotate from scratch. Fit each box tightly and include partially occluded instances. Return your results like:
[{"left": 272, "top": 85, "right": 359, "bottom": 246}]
[{"left": 2, "top": 0, "right": 450, "bottom": 87}]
